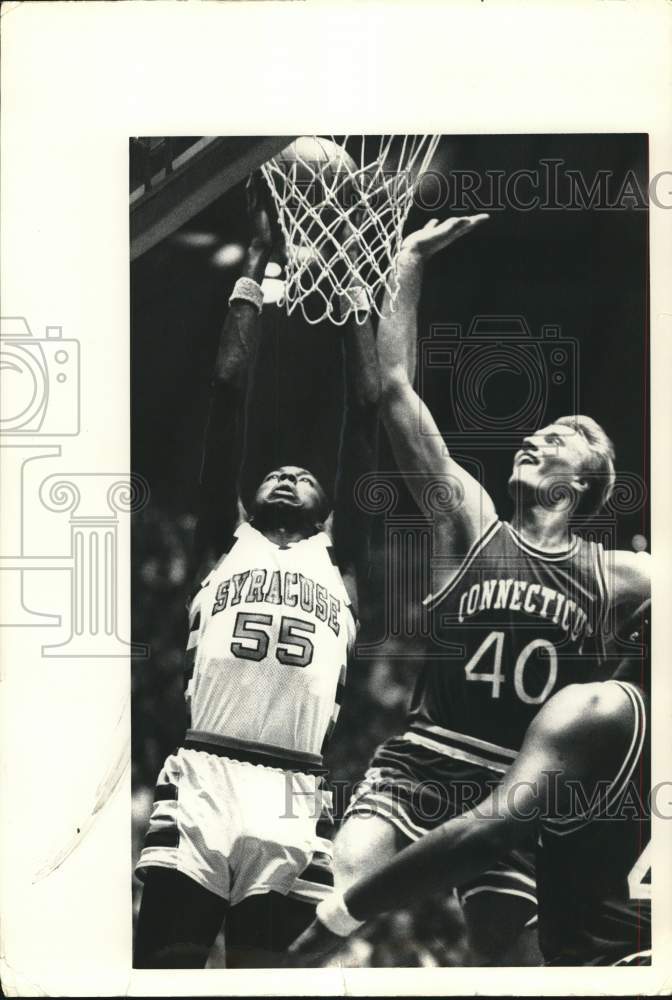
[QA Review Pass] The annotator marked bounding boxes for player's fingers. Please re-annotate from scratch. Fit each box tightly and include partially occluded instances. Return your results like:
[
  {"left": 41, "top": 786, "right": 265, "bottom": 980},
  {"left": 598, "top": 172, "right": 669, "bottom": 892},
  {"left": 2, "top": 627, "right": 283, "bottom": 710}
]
[
  {"left": 439, "top": 217, "right": 474, "bottom": 241},
  {"left": 445, "top": 213, "right": 489, "bottom": 230},
  {"left": 444, "top": 213, "right": 489, "bottom": 242},
  {"left": 444, "top": 215, "right": 472, "bottom": 229},
  {"left": 466, "top": 212, "right": 490, "bottom": 226}
]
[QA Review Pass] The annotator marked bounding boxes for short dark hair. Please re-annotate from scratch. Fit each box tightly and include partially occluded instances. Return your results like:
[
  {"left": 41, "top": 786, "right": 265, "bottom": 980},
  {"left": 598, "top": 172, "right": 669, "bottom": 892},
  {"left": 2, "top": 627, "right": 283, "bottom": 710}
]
[{"left": 556, "top": 414, "right": 615, "bottom": 516}]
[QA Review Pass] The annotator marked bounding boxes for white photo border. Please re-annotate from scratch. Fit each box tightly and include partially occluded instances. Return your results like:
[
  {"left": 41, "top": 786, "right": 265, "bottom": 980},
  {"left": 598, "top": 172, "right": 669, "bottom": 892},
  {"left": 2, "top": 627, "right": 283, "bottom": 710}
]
[{"left": 1, "top": 1, "right": 671, "bottom": 995}]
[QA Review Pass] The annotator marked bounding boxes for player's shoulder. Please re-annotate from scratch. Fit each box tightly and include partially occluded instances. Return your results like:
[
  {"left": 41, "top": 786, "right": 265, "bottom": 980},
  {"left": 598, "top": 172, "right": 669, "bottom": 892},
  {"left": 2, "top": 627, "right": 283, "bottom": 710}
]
[
  {"left": 529, "top": 681, "right": 636, "bottom": 757},
  {"left": 187, "top": 519, "right": 249, "bottom": 606},
  {"left": 608, "top": 549, "right": 651, "bottom": 605},
  {"left": 611, "top": 548, "right": 651, "bottom": 579}
]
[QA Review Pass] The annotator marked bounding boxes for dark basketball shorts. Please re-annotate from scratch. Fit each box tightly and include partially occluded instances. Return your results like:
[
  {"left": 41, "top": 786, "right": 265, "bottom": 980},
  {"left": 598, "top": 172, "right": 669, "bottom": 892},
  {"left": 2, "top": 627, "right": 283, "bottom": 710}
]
[{"left": 343, "top": 735, "right": 537, "bottom": 926}]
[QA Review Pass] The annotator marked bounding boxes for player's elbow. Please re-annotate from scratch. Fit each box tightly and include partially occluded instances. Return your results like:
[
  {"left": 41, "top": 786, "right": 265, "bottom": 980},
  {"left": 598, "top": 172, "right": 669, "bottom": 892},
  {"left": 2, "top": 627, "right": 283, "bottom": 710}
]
[
  {"left": 461, "top": 795, "right": 532, "bottom": 859},
  {"left": 468, "top": 811, "right": 520, "bottom": 858},
  {"left": 211, "top": 365, "right": 246, "bottom": 393},
  {"left": 380, "top": 364, "right": 411, "bottom": 407},
  {"left": 352, "top": 367, "right": 381, "bottom": 414}
]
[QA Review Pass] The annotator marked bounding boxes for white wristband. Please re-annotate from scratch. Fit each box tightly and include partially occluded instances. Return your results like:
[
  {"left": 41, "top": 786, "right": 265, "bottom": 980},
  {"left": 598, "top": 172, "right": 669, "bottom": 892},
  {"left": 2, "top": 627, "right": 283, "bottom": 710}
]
[
  {"left": 316, "top": 892, "right": 365, "bottom": 937},
  {"left": 229, "top": 276, "right": 264, "bottom": 315}
]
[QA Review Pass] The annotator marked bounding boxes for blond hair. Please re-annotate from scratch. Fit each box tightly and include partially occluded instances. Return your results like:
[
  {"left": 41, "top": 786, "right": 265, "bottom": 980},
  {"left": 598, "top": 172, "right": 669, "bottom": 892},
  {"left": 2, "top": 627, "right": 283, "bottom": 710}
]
[{"left": 556, "top": 415, "right": 615, "bottom": 516}]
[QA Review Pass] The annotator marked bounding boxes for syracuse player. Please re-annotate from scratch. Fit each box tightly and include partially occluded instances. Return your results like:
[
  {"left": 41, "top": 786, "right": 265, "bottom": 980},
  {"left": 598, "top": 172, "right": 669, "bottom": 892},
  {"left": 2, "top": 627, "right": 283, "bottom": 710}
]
[{"left": 134, "top": 175, "right": 380, "bottom": 968}]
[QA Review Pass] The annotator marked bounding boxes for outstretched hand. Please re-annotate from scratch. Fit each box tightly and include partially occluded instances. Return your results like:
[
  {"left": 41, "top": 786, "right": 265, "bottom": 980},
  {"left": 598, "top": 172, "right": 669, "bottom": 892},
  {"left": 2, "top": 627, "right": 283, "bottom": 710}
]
[{"left": 400, "top": 213, "right": 489, "bottom": 262}]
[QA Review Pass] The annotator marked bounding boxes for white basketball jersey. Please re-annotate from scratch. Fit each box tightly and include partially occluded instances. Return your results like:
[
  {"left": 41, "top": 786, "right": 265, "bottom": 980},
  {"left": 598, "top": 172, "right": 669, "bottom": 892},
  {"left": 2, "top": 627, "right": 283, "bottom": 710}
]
[{"left": 185, "top": 522, "right": 356, "bottom": 759}]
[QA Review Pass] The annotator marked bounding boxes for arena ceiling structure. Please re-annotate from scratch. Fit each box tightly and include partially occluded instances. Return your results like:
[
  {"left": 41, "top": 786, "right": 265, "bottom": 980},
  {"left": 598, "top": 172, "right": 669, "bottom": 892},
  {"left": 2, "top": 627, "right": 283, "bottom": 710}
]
[{"left": 130, "top": 134, "right": 649, "bottom": 552}]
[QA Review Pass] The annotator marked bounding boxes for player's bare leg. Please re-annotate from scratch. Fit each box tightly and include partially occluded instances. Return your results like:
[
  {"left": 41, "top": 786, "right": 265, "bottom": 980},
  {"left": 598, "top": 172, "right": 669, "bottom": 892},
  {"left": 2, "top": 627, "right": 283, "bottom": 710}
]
[
  {"left": 333, "top": 812, "right": 409, "bottom": 890},
  {"left": 334, "top": 811, "right": 469, "bottom": 963}
]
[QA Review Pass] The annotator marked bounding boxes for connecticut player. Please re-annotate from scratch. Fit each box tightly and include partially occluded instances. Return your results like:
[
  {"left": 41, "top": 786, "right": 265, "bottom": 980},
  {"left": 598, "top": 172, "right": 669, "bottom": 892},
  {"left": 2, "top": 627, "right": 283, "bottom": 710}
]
[
  {"left": 334, "top": 215, "right": 651, "bottom": 964},
  {"left": 289, "top": 608, "right": 651, "bottom": 967},
  {"left": 134, "top": 176, "right": 380, "bottom": 968}
]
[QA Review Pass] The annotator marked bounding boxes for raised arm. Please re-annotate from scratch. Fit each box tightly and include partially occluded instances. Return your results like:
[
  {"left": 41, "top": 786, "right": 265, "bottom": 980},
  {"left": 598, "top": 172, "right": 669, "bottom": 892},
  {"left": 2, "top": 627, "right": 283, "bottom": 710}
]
[
  {"left": 287, "top": 681, "right": 633, "bottom": 964},
  {"left": 331, "top": 303, "right": 381, "bottom": 612},
  {"left": 190, "top": 176, "right": 276, "bottom": 586},
  {"left": 379, "top": 216, "right": 497, "bottom": 553},
  {"left": 344, "top": 682, "right": 630, "bottom": 918}
]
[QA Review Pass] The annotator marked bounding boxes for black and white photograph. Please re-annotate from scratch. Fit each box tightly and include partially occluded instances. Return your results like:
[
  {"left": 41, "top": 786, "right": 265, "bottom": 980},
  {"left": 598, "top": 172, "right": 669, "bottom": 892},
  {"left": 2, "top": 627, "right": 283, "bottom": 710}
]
[
  {"left": 130, "top": 133, "right": 651, "bottom": 969},
  {"left": 2, "top": 3, "right": 671, "bottom": 996}
]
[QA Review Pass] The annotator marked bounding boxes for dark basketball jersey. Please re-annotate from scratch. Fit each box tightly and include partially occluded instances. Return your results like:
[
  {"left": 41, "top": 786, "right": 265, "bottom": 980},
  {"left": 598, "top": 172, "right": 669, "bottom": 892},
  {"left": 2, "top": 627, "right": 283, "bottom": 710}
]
[
  {"left": 406, "top": 519, "right": 610, "bottom": 775},
  {"left": 537, "top": 680, "right": 651, "bottom": 966}
]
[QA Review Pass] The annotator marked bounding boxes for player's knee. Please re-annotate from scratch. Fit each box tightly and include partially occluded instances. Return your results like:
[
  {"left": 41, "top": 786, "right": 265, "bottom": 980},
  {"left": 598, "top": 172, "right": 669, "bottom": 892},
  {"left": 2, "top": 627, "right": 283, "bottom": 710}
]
[
  {"left": 333, "top": 815, "right": 401, "bottom": 890},
  {"left": 333, "top": 828, "right": 366, "bottom": 890}
]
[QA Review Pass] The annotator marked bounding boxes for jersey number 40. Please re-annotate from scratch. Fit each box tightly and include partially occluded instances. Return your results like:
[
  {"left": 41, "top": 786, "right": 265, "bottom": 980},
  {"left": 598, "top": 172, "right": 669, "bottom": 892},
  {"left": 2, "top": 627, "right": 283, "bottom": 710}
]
[{"left": 464, "top": 630, "right": 558, "bottom": 705}]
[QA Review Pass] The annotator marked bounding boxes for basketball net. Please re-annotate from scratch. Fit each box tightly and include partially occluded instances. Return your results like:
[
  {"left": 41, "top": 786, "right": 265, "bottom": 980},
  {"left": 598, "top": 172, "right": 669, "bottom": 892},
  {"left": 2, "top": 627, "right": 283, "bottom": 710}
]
[{"left": 261, "top": 135, "right": 440, "bottom": 325}]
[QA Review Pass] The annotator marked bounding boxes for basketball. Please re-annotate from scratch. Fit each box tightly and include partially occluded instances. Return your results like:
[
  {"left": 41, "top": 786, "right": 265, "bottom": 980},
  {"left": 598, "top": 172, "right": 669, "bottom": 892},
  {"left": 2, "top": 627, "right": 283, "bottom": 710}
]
[
  {"left": 273, "top": 136, "right": 358, "bottom": 216},
  {"left": 261, "top": 134, "right": 440, "bottom": 323}
]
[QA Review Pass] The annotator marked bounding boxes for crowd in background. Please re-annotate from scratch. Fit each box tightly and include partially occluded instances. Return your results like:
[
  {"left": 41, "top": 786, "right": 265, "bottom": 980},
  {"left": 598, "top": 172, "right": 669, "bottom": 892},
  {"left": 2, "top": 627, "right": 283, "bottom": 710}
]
[
  {"left": 131, "top": 135, "right": 648, "bottom": 966},
  {"left": 131, "top": 504, "right": 470, "bottom": 966}
]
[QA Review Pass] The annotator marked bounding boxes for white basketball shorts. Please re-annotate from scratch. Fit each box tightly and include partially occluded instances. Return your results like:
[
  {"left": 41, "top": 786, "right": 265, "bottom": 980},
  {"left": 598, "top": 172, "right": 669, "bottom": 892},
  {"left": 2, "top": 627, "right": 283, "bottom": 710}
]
[{"left": 135, "top": 747, "right": 333, "bottom": 907}]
